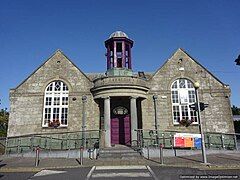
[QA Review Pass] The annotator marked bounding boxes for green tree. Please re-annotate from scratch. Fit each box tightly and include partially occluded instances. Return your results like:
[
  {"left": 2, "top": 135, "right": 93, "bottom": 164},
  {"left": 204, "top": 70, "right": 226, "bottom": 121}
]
[
  {"left": 232, "top": 105, "right": 240, "bottom": 115},
  {"left": 232, "top": 105, "right": 240, "bottom": 133},
  {"left": 0, "top": 109, "right": 8, "bottom": 137}
]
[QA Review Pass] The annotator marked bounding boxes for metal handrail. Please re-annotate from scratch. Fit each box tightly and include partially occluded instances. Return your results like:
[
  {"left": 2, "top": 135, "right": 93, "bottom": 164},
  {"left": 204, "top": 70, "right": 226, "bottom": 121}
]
[
  {"left": 135, "top": 129, "right": 240, "bottom": 151},
  {"left": 7, "top": 129, "right": 100, "bottom": 139},
  {"left": 3, "top": 130, "right": 101, "bottom": 155},
  {"left": 136, "top": 129, "right": 240, "bottom": 136}
]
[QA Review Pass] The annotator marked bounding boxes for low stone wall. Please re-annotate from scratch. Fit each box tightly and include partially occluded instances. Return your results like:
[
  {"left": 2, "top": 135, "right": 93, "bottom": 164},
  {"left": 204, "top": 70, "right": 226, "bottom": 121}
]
[
  {"left": 4, "top": 149, "right": 98, "bottom": 159},
  {"left": 141, "top": 148, "right": 240, "bottom": 158}
]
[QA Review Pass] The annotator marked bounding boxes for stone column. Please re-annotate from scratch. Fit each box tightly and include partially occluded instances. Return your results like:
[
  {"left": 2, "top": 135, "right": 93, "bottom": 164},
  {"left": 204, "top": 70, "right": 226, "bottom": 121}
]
[
  {"left": 104, "top": 96, "right": 111, "bottom": 147},
  {"left": 130, "top": 96, "right": 138, "bottom": 146}
]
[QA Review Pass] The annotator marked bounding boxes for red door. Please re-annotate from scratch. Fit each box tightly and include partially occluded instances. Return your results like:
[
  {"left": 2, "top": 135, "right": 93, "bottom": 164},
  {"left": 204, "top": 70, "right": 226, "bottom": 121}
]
[
  {"left": 123, "top": 115, "right": 131, "bottom": 145},
  {"left": 111, "top": 115, "right": 131, "bottom": 145},
  {"left": 111, "top": 118, "right": 119, "bottom": 145}
]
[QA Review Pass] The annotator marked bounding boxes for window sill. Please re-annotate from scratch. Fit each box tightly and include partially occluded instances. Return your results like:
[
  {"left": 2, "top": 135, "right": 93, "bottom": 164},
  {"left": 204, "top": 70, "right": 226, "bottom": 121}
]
[
  {"left": 42, "top": 126, "right": 68, "bottom": 129},
  {"left": 173, "top": 123, "right": 199, "bottom": 126}
]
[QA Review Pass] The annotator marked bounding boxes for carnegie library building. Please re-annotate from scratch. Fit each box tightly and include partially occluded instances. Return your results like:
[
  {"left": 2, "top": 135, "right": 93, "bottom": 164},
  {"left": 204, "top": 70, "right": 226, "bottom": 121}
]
[{"left": 8, "top": 31, "right": 234, "bottom": 148}]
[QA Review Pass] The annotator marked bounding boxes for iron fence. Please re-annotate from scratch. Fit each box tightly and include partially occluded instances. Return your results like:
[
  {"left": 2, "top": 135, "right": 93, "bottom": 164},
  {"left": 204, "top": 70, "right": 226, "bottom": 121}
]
[
  {"left": 1, "top": 130, "right": 100, "bottom": 155},
  {"left": 136, "top": 129, "right": 240, "bottom": 151}
]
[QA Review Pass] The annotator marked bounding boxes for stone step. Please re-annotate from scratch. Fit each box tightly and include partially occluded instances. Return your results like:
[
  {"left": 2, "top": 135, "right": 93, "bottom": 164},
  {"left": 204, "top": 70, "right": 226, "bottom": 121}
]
[
  {"left": 100, "top": 149, "right": 139, "bottom": 153},
  {"left": 98, "top": 145, "right": 142, "bottom": 159},
  {"left": 99, "top": 152, "right": 140, "bottom": 157}
]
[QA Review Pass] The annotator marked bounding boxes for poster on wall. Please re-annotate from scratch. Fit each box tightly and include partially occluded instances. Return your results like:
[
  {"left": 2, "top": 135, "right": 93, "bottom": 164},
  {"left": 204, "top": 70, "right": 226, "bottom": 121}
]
[{"left": 179, "top": 89, "right": 188, "bottom": 104}]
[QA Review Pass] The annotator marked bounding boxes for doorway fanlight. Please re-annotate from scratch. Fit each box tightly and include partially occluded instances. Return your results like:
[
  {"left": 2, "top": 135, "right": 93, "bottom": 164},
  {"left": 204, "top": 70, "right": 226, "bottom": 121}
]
[{"left": 113, "top": 106, "right": 128, "bottom": 115}]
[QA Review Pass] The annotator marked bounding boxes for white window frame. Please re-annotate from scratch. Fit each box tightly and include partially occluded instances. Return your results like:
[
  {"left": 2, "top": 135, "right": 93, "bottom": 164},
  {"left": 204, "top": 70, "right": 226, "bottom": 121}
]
[
  {"left": 42, "top": 81, "right": 69, "bottom": 127},
  {"left": 171, "top": 79, "right": 198, "bottom": 125}
]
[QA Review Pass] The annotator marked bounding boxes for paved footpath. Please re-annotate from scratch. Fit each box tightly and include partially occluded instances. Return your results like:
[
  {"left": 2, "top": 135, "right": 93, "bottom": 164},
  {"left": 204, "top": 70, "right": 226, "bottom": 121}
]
[
  {"left": 0, "top": 152, "right": 240, "bottom": 179},
  {"left": 1, "top": 152, "right": 240, "bottom": 171},
  {"left": 1, "top": 166, "right": 240, "bottom": 180},
  {"left": 85, "top": 165, "right": 157, "bottom": 180}
]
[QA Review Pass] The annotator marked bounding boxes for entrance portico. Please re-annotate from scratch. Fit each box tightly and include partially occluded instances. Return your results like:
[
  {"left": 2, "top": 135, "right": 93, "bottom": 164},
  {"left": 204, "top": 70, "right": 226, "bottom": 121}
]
[
  {"left": 101, "top": 95, "right": 142, "bottom": 147},
  {"left": 91, "top": 76, "right": 149, "bottom": 147}
]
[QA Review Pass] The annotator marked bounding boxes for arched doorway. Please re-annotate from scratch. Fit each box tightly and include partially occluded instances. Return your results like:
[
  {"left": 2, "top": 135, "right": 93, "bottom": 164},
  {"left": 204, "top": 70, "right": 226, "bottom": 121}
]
[{"left": 111, "top": 98, "right": 131, "bottom": 146}]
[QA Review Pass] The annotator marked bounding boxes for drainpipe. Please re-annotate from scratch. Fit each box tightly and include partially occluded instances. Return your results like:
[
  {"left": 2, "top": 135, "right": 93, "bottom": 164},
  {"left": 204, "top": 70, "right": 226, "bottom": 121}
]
[
  {"left": 82, "top": 96, "right": 87, "bottom": 148},
  {"left": 153, "top": 95, "right": 159, "bottom": 145}
]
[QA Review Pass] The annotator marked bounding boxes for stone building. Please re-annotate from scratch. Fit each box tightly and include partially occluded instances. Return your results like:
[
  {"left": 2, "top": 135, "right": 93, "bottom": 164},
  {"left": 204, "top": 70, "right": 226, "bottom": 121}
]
[{"left": 8, "top": 31, "right": 234, "bottom": 147}]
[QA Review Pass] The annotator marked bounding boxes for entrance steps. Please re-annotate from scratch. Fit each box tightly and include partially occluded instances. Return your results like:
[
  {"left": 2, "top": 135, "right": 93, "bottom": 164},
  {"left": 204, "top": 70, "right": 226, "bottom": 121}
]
[{"left": 98, "top": 145, "right": 142, "bottom": 160}]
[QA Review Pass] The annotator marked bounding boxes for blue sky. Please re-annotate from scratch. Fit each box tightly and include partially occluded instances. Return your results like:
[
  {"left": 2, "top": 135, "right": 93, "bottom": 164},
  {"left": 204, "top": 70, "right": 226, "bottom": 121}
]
[{"left": 0, "top": 0, "right": 240, "bottom": 109}]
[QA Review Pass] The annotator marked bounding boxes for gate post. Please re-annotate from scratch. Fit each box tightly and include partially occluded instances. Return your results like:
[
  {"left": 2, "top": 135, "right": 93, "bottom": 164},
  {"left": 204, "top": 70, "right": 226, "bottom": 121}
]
[
  {"left": 221, "top": 134, "right": 225, "bottom": 150},
  {"left": 80, "top": 146, "right": 84, "bottom": 165},
  {"left": 35, "top": 146, "right": 40, "bottom": 167},
  {"left": 5, "top": 137, "right": 8, "bottom": 155},
  {"left": 234, "top": 134, "right": 238, "bottom": 150},
  {"left": 159, "top": 143, "right": 164, "bottom": 165}
]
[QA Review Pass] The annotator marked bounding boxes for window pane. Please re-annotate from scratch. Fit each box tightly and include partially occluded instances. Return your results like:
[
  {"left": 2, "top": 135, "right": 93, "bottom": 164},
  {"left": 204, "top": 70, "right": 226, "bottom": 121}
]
[
  {"left": 179, "top": 79, "right": 186, "bottom": 88},
  {"left": 55, "top": 81, "right": 61, "bottom": 91},
  {"left": 44, "top": 108, "right": 51, "bottom": 125},
  {"left": 171, "top": 90, "right": 179, "bottom": 103},
  {"left": 172, "top": 81, "right": 178, "bottom": 89},
  {"left": 54, "top": 97, "right": 60, "bottom": 105},
  {"left": 181, "top": 105, "right": 189, "bottom": 119},
  {"left": 61, "top": 108, "right": 68, "bottom": 125},
  {"left": 53, "top": 108, "right": 60, "bottom": 120},
  {"left": 47, "top": 83, "right": 53, "bottom": 91},
  {"left": 187, "top": 80, "right": 194, "bottom": 88},
  {"left": 188, "top": 90, "right": 195, "bottom": 103},
  {"left": 62, "top": 83, "right": 68, "bottom": 91},
  {"left": 190, "top": 109, "right": 198, "bottom": 123},
  {"left": 173, "top": 106, "right": 180, "bottom": 123},
  {"left": 45, "top": 97, "right": 52, "bottom": 106},
  {"left": 62, "top": 97, "right": 68, "bottom": 105}
]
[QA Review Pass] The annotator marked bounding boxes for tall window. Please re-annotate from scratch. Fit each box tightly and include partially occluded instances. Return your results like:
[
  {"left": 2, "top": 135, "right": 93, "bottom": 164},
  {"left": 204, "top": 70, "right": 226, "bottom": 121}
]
[
  {"left": 42, "top": 81, "right": 69, "bottom": 127},
  {"left": 171, "top": 79, "right": 198, "bottom": 124}
]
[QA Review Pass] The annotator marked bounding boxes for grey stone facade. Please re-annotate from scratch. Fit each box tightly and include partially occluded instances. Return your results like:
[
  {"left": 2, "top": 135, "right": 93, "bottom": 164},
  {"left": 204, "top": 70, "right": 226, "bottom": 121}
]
[
  {"left": 8, "top": 44, "right": 234, "bottom": 141},
  {"left": 8, "top": 51, "right": 99, "bottom": 137},
  {"left": 143, "top": 49, "right": 234, "bottom": 133}
]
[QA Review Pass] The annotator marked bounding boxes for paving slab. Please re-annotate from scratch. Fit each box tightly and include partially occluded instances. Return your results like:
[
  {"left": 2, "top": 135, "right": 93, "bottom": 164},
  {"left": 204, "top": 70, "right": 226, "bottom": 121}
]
[{"left": 0, "top": 152, "right": 240, "bottom": 172}]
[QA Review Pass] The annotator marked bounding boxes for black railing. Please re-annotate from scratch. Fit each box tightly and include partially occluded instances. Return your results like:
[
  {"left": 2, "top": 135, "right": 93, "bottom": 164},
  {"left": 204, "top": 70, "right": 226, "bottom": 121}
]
[{"left": 135, "top": 129, "right": 240, "bottom": 150}]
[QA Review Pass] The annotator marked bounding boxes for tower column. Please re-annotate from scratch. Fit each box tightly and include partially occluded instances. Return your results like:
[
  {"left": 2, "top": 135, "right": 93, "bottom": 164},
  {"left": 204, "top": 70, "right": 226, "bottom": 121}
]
[
  {"left": 107, "top": 45, "right": 110, "bottom": 69},
  {"left": 130, "top": 96, "right": 138, "bottom": 146},
  {"left": 113, "top": 41, "right": 117, "bottom": 67},
  {"left": 122, "top": 41, "right": 126, "bottom": 68},
  {"left": 104, "top": 96, "right": 111, "bottom": 147},
  {"left": 128, "top": 43, "right": 132, "bottom": 69}
]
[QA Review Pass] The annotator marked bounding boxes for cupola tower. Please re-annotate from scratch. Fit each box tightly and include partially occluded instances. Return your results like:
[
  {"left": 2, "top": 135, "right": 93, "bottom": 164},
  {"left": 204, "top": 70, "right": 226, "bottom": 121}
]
[{"left": 105, "top": 31, "right": 134, "bottom": 76}]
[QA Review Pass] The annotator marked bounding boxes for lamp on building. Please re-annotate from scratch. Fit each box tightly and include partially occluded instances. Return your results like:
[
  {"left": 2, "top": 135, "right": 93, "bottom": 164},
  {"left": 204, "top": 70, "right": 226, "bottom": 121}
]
[{"left": 194, "top": 81, "right": 208, "bottom": 164}]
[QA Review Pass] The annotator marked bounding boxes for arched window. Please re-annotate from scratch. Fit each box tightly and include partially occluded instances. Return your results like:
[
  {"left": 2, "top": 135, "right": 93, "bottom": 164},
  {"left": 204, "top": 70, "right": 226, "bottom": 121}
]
[
  {"left": 42, "top": 81, "right": 69, "bottom": 127},
  {"left": 171, "top": 79, "right": 198, "bottom": 124}
]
